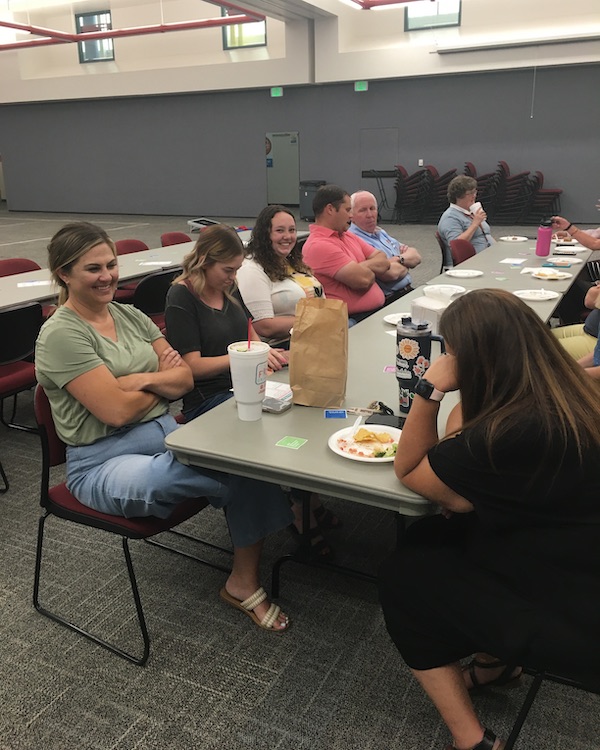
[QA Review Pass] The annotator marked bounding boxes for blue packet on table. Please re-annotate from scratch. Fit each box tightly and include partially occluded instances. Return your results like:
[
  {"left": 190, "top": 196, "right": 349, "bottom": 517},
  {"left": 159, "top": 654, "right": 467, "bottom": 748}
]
[{"left": 543, "top": 261, "right": 571, "bottom": 268}]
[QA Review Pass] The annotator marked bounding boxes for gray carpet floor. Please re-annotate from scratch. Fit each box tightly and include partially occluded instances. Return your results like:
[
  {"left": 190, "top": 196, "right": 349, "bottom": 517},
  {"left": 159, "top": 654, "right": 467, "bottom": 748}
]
[{"left": 0, "top": 205, "right": 598, "bottom": 749}]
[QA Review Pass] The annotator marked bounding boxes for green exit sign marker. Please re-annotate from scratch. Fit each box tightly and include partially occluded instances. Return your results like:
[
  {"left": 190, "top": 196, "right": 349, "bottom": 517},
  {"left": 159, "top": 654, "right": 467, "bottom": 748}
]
[
  {"left": 270, "top": 87, "right": 284, "bottom": 97},
  {"left": 354, "top": 81, "right": 369, "bottom": 92}
]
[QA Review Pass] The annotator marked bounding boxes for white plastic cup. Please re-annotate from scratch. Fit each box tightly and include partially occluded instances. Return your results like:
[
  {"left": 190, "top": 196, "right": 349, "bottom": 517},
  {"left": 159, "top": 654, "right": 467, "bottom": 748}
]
[
  {"left": 227, "top": 341, "right": 270, "bottom": 421},
  {"left": 470, "top": 201, "right": 482, "bottom": 214}
]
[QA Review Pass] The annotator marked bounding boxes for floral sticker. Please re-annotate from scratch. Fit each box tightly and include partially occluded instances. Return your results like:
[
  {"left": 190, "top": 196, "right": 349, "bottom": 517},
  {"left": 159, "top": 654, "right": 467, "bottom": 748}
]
[
  {"left": 413, "top": 354, "right": 430, "bottom": 377},
  {"left": 398, "top": 338, "right": 419, "bottom": 360}
]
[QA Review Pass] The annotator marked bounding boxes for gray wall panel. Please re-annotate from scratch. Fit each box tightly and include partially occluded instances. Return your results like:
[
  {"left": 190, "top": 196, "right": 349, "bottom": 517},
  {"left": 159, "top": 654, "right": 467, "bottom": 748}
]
[{"left": 0, "top": 63, "right": 598, "bottom": 222}]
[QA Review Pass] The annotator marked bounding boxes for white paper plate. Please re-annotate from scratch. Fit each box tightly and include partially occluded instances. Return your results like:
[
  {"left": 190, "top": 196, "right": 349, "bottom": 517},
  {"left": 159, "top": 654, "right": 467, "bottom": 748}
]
[
  {"left": 546, "top": 258, "right": 583, "bottom": 265},
  {"left": 553, "top": 238, "right": 580, "bottom": 246},
  {"left": 328, "top": 426, "right": 402, "bottom": 463},
  {"left": 500, "top": 235, "right": 528, "bottom": 242},
  {"left": 555, "top": 245, "right": 586, "bottom": 252},
  {"left": 531, "top": 270, "right": 573, "bottom": 281},
  {"left": 423, "top": 284, "right": 466, "bottom": 296},
  {"left": 445, "top": 269, "right": 484, "bottom": 278},
  {"left": 383, "top": 312, "right": 411, "bottom": 326},
  {"left": 514, "top": 289, "right": 560, "bottom": 301}
]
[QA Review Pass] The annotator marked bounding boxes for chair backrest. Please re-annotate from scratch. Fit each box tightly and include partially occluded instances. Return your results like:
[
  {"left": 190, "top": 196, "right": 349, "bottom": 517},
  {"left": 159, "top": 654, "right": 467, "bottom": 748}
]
[
  {"left": 0, "top": 303, "right": 44, "bottom": 365},
  {"left": 133, "top": 267, "right": 182, "bottom": 316},
  {"left": 0, "top": 257, "right": 41, "bottom": 277},
  {"left": 115, "top": 239, "right": 149, "bottom": 256},
  {"left": 160, "top": 232, "right": 191, "bottom": 247},
  {"left": 450, "top": 239, "right": 476, "bottom": 265},
  {"left": 587, "top": 260, "right": 600, "bottom": 282},
  {"left": 34, "top": 385, "right": 66, "bottom": 469},
  {"left": 434, "top": 231, "right": 449, "bottom": 272},
  {"left": 295, "top": 236, "right": 308, "bottom": 255}
]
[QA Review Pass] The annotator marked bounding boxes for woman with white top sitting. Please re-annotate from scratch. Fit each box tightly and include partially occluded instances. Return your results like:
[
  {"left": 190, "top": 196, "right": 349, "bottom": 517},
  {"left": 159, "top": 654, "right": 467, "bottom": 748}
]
[{"left": 236, "top": 205, "right": 323, "bottom": 347}]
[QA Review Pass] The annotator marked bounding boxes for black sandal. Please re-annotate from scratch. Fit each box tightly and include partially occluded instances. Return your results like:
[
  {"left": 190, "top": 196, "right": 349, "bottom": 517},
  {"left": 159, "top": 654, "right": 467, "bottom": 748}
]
[
  {"left": 463, "top": 658, "right": 522, "bottom": 690},
  {"left": 445, "top": 728, "right": 503, "bottom": 750},
  {"left": 288, "top": 524, "right": 335, "bottom": 562},
  {"left": 313, "top": 504, "right": 343, "bottom": 530}
]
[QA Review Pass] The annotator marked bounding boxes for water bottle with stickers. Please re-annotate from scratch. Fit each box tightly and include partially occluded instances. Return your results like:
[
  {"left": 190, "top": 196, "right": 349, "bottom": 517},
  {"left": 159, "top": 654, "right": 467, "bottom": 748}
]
[{"left": 396, "top": 316, "right": 445, "bottom": 416}]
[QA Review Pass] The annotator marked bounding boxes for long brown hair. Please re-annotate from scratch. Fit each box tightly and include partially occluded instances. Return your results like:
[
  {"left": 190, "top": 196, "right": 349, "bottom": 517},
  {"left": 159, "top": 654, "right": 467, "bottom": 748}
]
[
  {"left": 246, "top": 205, "right": 311, "bottom": 281},
  {"left": 439, "top": 288, "right": 600, "bottom": 461},
  {"left": 174, "top": 224, "right": 244, "bottom": 301},
  {"left": 47, "top": 222, "right": 116, "bottom": 306}
]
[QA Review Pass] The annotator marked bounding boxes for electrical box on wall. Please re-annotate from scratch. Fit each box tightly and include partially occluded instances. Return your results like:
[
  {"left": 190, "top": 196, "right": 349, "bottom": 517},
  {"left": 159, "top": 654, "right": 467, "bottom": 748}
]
[{"left": 418, "top": 158, "right": 424, "bottom": 167}]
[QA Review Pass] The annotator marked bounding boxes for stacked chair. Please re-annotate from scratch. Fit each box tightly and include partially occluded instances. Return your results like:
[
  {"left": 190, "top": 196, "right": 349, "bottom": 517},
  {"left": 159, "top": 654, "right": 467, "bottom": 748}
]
[
  {"left": 521, "top": 171, "right": 563, "bottom": 223},
  {"left": 420, "top": 166, "right": 458, "bottom": 224},
  {"left": 464, "top": 162, "right": 502, "bottom": 217},
  {"left": 386, "top": 162, "right": 564, "bottom": 225},
  {"left": 490, "top": 161, "right": 532, "bottom": 224},
  {"left": 393, "top": 166, "right": 428, "bottom": 223}
]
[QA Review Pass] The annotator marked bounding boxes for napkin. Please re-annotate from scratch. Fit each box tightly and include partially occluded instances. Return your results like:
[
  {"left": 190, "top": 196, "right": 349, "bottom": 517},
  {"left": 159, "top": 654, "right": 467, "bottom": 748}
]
[{"left": 423, "top": 287, "right": 458, "bottom": 303}]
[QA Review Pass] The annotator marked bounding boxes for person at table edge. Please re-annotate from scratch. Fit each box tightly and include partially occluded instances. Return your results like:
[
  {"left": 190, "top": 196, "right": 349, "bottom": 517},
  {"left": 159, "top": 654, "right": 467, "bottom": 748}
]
[
  {"left": 348, "top": 190, "right": 422, "bottom": 304},
  {"left": 552, "top": 215, "right": 600, "bottom": 251},
  {"left": 437, "top": 175, "right": 495, "bottom": 268},
  {"left": 302, "top": 184, "right": 396, "bottom": 324}
]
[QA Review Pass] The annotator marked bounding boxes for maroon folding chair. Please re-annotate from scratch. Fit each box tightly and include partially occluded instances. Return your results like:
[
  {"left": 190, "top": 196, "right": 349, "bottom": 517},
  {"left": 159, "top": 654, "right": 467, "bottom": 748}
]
[
  {"left": 0, "top": 302, "right": 43, "bottom": 492},
  {"left": 0, "top": 258, "right": 55, "bottom": 318},
  {"left": 160, "top": 232, "right": 191, "bottom": 247},
  {"left": 33, "top": 385, "right": 231, "bottom": 665},
  {"left": 450, "top": 239, "right": 476, "bottom": 265},
  {"left": 113, "top": 239, "right": 150, "bottom": 303}
]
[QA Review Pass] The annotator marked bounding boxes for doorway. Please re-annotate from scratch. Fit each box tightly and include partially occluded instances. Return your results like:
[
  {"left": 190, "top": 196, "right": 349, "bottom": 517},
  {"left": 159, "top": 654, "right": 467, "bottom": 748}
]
[{"left": 265, "top": 132, "right": 299, "bottom": 205}]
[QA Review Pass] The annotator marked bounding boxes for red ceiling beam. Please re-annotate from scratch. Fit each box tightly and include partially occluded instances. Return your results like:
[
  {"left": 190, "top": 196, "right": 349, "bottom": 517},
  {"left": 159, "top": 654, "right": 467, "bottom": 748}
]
[
  {"left": 0, "top": 1, "right": 265, "bottom": 52},
  {"left": 352, "top": 0, "right": 427, "bottom": 8}
]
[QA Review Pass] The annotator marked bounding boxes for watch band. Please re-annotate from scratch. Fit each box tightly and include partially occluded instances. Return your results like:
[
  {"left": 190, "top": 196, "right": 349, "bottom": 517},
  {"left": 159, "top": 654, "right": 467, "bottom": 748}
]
[{"left": 415, "top": 378, "right": 445, "bottom": 402}]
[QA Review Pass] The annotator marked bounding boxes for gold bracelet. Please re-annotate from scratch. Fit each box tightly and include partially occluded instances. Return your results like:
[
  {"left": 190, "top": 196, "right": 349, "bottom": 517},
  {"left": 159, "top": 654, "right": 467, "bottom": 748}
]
[{"left": 570, "top": 227, "right": 580, "bottom": 235}]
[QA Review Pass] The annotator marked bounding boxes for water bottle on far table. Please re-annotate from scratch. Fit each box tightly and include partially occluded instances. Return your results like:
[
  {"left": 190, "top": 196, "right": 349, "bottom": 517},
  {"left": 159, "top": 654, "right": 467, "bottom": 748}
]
[
  {"left": 535, "top": 219, "right": 553, "bottom": 257},
  {"left": 396, "top": 316, "right": 445, "bottom": 416}
]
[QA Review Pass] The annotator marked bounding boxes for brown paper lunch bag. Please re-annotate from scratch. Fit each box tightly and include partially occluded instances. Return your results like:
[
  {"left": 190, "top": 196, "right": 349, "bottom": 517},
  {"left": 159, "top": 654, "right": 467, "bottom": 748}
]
[{"left": 288, "top": 297, "right": 348, "bottom": 407}]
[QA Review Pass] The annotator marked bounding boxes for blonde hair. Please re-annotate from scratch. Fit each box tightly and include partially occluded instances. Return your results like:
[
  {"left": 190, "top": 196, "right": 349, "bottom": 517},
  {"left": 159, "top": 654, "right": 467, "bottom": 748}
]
[
  {"left": 173, "top": 224, "right": 244, "bottom": 301},
  {"left": 47, "top": 222, "right": 116, "bottom": 305}
]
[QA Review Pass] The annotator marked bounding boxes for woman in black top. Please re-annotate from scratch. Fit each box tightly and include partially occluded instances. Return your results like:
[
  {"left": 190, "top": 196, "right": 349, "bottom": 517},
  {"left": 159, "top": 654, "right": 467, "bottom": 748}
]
[
  {"left": 165, "top": 224, "right": 339, "bottom": 560},
  {"left": 165, "top": 225, "right": 286, "bottom": 421},
  {"left": 379, "top": 289, "right": 600, "bottom": 750}
]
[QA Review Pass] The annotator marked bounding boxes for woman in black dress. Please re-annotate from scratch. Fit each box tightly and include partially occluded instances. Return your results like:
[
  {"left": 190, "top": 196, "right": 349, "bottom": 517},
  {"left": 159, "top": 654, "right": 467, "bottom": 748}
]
[{"left": 379, "top": 288, "right": 600, "bottom": 750}]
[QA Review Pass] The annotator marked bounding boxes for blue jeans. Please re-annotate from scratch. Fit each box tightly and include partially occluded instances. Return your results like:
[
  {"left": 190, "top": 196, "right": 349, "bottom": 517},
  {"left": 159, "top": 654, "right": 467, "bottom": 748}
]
[
  {"left": 183, "top": 391, "right": 233, "bottom": 422},
  {"left": 66, "top": 414, "right": 292, "bottom": 548}
]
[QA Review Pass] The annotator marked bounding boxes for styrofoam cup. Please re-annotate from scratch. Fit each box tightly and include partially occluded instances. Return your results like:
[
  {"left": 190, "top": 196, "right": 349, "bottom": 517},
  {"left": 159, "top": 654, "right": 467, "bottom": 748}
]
[{"left": 227, "top": 341, "right": 270, "bottom": 421}]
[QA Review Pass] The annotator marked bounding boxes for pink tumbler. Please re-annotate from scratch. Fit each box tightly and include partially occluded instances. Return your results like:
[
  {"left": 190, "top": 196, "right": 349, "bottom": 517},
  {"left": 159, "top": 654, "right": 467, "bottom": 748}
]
[{"left": 535, "top": 219, "right": 553, "bottom": 257}]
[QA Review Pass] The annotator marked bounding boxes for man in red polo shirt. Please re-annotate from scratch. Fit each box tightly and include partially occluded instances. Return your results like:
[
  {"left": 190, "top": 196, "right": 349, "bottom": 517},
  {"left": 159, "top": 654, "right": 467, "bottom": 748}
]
[{"left": 302, "top": 184, "right": 391, "bottom": 325}]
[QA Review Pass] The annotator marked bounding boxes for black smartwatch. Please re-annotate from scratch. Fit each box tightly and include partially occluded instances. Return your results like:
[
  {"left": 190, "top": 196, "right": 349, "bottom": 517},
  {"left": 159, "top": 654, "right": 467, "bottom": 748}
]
[{"left": 414, "top": 378, "right": 445, "bottom": 402}]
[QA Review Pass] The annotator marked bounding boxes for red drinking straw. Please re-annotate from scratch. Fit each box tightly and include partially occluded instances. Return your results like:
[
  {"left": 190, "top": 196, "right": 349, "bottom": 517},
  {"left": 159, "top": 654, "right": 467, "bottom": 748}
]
[{"left": 247, "top": 318, "right": 252, "bottom": 350}]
